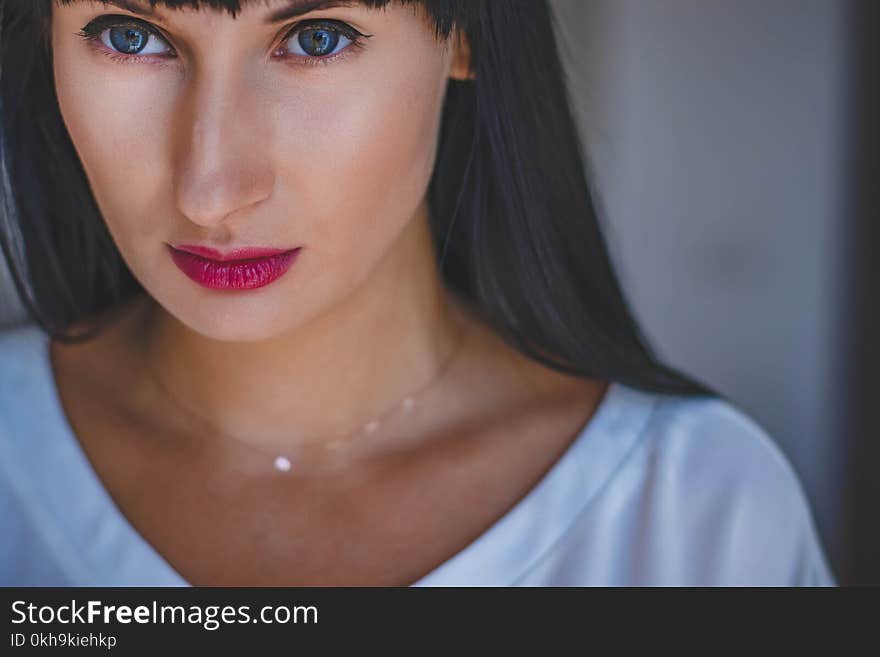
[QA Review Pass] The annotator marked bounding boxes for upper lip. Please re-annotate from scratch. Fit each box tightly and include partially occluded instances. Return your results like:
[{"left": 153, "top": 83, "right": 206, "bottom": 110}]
[{"left": 169, "top": 244, "right": 298, "bottom": 262}]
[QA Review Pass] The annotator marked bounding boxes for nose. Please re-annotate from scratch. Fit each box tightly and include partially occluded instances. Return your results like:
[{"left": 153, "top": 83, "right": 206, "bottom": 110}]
[{"left": 172, "top": 67, "right": 275, "bottom": 228}]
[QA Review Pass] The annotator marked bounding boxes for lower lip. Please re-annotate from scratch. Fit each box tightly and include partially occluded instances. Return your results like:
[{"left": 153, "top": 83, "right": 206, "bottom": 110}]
[{"left": 168, "top": 246, "right": 301, "bottom": 290}]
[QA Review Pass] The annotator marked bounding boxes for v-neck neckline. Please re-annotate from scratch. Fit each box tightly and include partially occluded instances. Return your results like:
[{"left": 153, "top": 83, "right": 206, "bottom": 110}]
[{"left": 9, "top": 323, "right": 659, "bottom": 586}]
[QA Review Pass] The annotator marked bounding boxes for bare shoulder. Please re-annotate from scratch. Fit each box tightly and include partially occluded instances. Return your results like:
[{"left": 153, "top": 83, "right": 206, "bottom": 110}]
[
  {"left": 48, "top": 293, "right": 158, "bottom": 427},
  {"left": 444, "top": 301, "right": 609, "bottom": 447},
  {"left": 462, "top": 300, "right": 606, "bottom": 398}
]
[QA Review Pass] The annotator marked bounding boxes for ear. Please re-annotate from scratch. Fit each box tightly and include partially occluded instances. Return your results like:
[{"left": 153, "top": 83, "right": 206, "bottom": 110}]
[{"left": 448, "top": 29, "right": 476, "bottom": 81}]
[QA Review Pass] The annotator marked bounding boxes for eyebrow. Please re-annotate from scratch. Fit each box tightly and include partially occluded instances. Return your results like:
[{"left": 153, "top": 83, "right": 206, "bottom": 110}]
[{"left": 74, "top": 0, "right": 361, "bottom": 24}]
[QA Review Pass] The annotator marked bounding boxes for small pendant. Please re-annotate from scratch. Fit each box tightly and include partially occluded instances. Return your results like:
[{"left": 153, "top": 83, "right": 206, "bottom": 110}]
[{"left": 274, "top": 455, "right": 292, "bottom": 472}]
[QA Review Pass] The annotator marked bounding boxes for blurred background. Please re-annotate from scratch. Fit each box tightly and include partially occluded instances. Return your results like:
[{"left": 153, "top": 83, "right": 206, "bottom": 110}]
[
  {"left": 551, "top": 0, "right": 877, "bottom": 585},
  {"left": 1, "top": 0, "right": 876, "bottom": 585}
]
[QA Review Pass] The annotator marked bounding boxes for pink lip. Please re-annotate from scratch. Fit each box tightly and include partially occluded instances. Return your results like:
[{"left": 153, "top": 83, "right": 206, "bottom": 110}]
[{"left": 167, "top": 244, "right": 301, "bottom": 290}]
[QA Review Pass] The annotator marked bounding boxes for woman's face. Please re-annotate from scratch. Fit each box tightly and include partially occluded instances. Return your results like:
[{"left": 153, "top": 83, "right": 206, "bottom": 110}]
[{"left": 51, "top": 0, "right": 467, "bottom": 340}]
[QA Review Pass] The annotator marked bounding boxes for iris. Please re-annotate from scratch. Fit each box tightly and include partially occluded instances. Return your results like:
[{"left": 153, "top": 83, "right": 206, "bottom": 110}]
[
  {"left": 108, "top": 26, "right": 149, "bottom": 54},
  {"left": 298, "top": 27, "right": 339, "bottom": 57}
]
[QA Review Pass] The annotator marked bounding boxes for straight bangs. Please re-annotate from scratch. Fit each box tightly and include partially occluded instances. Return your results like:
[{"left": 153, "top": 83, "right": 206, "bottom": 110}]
[{"left": 48, "top": 0, "right": 475, "bottom": 41}]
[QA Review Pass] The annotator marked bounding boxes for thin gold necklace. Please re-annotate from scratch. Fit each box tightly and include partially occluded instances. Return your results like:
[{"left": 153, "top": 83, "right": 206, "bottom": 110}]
[{"left": 143, "top": 319, "right": 469, "bottom": 473}]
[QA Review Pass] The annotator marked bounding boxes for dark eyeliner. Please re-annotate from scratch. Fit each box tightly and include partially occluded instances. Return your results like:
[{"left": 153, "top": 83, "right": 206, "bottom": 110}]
[
  {"left": 282, "top": 18, "right": 372, "bottom": 44},
  {"left": 74, "top": 14, "right": 371, "bottom": 66},
  {"left": 75, "top": 14, "right": 168, "bottom": 45},
  {"left": 275, "top": 18, "right": 373, "bottom": 65}
]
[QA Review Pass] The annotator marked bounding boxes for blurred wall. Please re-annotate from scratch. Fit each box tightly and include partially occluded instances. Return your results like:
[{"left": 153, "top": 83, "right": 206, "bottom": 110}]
[{"left": 553, "top": 0, "right": 851, "bottom": 573}]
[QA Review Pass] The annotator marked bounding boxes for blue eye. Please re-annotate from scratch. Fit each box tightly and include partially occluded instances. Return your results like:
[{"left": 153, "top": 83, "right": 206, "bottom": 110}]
[
  {"left": 101, "top": 23, "right": 171, "bottom": 57},
  {"left": 280, "top": 20, "right": 369, "bottom": 61},
  {"left": 76, "top": 15, "right": 371, "bottom": 67},
  {"left": 295, "top": 26, "right": 348, "bottom": 57},
  {"left": 107, "top": 25, "right": 163, "bottom": 55},
  {"left": 77, "top": 16, "right": 173, "bottom": 59}
]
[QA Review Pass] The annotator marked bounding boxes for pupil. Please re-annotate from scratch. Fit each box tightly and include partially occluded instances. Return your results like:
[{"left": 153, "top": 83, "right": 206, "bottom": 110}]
[
  {"left": 109, "top": 27, "right": 147, "bottom": 54},
  {"left": 298, "top": 28, "right": 338, "bottom": 56}
]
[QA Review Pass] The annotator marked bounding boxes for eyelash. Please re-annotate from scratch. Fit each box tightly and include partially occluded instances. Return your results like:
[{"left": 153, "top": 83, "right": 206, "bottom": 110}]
[{"left": 74, "top": 14, "right": 371, "bottom": 68}]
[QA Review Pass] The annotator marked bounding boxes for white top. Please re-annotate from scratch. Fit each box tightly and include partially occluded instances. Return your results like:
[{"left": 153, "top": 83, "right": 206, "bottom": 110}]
[{"left": 0, "top": 322, "right": 836, "bottom": 586}]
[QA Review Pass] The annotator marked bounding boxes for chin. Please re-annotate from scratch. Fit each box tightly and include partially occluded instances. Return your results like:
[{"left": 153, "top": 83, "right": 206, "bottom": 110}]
[{"left": 149, "top": 288, "right": 308, "bottom": 344}]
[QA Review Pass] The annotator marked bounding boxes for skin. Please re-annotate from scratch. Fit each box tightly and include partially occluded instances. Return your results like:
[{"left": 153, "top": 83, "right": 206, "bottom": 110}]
[{"left": 48, "top": 0, "right": 609, "bottom": 585}]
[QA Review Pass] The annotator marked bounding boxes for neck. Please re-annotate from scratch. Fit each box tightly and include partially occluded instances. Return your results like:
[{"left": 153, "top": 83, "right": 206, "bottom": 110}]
[{"left": 133, "top": 209, "right": 471, "bottom": 456}]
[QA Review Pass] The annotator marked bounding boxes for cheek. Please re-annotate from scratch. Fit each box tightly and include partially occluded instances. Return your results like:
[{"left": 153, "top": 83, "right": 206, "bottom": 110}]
[
  {"left": 270, "top": 46, "right": 449, "bottom": 273},
  {"left": 53, "top": 45, "right": 169, "bottom": 248}
]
